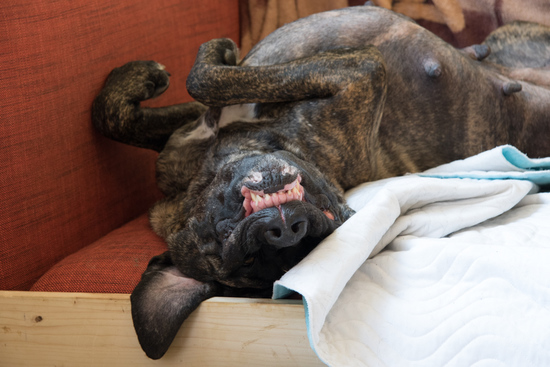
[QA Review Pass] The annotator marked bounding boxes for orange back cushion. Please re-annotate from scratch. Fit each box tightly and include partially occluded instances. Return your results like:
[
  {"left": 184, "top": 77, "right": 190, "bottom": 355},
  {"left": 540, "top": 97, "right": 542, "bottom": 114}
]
[{"left": 0, "top": 0, "right": 240, "bottom": 290}]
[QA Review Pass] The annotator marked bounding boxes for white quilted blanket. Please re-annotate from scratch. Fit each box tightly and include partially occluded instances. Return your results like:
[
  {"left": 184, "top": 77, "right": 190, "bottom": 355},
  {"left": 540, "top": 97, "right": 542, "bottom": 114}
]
[{"left": 274, "top": 146, "right": 550, "bottom": 367}]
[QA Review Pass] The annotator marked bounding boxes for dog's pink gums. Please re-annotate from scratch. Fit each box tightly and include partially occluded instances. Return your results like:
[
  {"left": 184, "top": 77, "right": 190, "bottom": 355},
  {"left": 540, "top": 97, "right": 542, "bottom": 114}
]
[{"left": 241, "top": 176, "right": 304, "bottom": 217}]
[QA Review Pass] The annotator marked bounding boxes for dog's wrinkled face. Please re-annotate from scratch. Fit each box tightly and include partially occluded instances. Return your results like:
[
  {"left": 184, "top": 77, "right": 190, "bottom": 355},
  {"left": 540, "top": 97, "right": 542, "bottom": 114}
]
[
  {"left": 159, "top": 150, "right": 352, "bottom": 293},
  {"left": 133, "top": 150, "right": 354, "bottom": 359}
]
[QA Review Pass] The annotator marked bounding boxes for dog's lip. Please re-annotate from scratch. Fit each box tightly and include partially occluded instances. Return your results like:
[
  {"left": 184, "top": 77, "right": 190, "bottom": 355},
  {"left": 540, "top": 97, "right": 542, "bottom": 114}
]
[
  {"left": 241, "top": 176, "right": 304, "bottom": 217},
  {"left": 242, "top": 169, "right": 299, "bottom": 194},
  {"left": 240, "top": 175, "right": 335, "bottom": 220},
  {"left": 241, "top": 174, "right": 301, "bottom": 197}
]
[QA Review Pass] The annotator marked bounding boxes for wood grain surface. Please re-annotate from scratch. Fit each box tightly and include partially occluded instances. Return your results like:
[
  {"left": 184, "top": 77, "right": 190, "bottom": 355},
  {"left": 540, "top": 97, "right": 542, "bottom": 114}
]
[{"left": 0, "top": 291, "right": 324, "bottom": 366}]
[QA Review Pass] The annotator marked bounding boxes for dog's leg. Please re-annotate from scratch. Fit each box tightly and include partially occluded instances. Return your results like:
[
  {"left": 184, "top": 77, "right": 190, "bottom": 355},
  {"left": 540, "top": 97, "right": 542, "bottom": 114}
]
[
  {"left": 482, "top": 21, "right": 550, "bottom": 88},
  {"left": 483, "top": 21, "right": 550, "bottom": 70},
  {"left": 92, "top": 61, "right": 207, "bottom": 152},
  {"left": 187, "top": 38, "right": 386, "bottom": 107}
]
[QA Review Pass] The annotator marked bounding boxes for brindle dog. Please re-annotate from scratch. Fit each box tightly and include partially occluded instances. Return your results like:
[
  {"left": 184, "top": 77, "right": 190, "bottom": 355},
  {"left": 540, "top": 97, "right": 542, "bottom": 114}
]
[{"left": 92, "top": 7, "right": 550, "bottom": 359}]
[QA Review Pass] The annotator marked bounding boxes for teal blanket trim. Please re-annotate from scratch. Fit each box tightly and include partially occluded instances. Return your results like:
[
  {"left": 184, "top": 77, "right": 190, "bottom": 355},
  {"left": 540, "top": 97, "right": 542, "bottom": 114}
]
[{"left": 420, "top": 146, "right": 550, "bottom": 185}]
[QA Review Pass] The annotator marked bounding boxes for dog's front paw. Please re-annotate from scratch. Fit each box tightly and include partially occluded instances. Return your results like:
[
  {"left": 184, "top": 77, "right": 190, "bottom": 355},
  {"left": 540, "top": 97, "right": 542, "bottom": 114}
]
[
  {"left": 104, "top": 61, "right": 170, "bottom": 101},
  {"left": 221, "top": 40, "right": 239, "bottom": 66},
  {"left": 201, "top": 38, "right": 240, "bottom": 66}
]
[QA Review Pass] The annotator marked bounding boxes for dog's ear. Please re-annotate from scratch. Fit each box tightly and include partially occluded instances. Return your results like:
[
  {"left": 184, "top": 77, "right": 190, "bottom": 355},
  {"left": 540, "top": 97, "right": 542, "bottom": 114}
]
[{"left": 131, "top": 251, "right": 218, "bottom": 360}]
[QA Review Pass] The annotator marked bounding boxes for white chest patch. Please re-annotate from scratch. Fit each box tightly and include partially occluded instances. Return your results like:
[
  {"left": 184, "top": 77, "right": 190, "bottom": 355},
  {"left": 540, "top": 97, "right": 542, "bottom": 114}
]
[
  {"left": 168, "top": 103, "right": 260, "bottom": 148},
  {"left": 184, "top": 115, "right": 216, "bottom": 141},
  {"left": 218, "top": 103, "right": 258, "bottom": 128}
]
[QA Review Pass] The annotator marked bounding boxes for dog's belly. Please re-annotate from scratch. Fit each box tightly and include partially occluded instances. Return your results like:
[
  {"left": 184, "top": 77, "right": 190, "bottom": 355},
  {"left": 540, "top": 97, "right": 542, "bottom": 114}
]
[
  {"left": 167, "top": 103, "right": 259, "bottom": 149},
  {"left": 240, "top": 9, "right": 464, "bottom": 171},
  {"left": 241, "top": 7, "right": 409, "bottom": 67},
  {"left": 241, "top": 7, "right": 550, "bottom": 169}
]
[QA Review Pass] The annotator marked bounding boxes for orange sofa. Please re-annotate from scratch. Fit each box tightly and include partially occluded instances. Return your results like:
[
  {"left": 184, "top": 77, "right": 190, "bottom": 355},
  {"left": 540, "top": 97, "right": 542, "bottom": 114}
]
[
  {"left": 1, "top": 0, "right": 238, "bottom": 293},
  {"left": 0, "top": 1, "right": 321, "bottom": 365}
]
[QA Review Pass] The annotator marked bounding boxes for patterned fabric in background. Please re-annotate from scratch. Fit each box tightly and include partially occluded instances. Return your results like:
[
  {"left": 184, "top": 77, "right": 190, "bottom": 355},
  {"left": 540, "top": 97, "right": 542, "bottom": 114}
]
[{"left": 241, "top": 0, "right": 550, "bottom": 53}]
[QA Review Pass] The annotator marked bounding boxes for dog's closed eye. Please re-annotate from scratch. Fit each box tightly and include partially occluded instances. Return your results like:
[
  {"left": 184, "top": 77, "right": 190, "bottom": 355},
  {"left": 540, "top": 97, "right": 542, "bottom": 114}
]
[{"left": 243, "top": 256, "right": 255, "bottom": 266}]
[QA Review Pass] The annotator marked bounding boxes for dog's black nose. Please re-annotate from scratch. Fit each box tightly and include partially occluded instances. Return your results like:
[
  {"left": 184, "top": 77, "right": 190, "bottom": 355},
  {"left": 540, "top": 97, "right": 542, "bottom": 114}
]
[{"left": 262, "top": 214, "right": 308, "bottom": 248}]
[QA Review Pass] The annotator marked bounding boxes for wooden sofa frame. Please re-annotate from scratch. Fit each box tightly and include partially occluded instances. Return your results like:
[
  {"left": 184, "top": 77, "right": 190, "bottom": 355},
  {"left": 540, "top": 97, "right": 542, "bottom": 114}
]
[{"left": 0, "top": 291, "right": 322, "bottom": 366}]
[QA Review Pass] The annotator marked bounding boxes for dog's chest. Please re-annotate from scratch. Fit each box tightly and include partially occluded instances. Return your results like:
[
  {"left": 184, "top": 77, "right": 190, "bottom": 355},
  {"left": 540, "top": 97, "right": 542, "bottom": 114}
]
[{"left": 218, "top": 103, "right": 259, "bottom": 128}]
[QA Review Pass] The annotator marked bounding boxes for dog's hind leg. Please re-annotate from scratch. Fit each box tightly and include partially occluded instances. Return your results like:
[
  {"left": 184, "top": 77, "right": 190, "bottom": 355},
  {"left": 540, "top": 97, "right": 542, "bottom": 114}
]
[
  {"left": 92, "top": 61, "right": 207, "bottom": 152},
  {"left": 483, "top": 21, "right": 550, "bottom": 70},
  {"left": 482, "top": 21, "right": 550, "bottom": 88}
]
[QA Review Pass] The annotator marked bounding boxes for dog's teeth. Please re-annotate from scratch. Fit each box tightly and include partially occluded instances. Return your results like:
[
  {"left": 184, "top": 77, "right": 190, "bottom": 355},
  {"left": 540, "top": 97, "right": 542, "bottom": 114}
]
[
  {"left": 258, "top": 198, "right": 266, "bottom": 210},
  {"left": 248, "top": 201, "right": 264, "bottom": 215},
  {"left": 245, "top": 178, "right": 305, "bottom": 213}
]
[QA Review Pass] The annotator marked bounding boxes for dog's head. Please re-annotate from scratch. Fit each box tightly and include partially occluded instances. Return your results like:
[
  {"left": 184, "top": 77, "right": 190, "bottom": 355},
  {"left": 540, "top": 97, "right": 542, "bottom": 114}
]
[{"left": 131, "top": 149, "right": 354, "bottom": 359}]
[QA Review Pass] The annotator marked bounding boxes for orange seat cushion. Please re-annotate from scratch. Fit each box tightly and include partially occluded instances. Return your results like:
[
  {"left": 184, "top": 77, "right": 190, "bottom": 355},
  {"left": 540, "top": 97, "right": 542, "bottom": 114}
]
[{"left": 31, "top": 214, "right": 167, "bottom": 294}]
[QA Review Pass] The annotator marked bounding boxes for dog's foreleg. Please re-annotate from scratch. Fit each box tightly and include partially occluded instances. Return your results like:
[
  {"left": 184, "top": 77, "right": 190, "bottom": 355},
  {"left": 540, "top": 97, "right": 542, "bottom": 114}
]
[
  {"left": 186, "top": 38, "right": 386, "bottom": 107},
  {"left": 92, "top": 61, "right": 207, "bottom": 152}
]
